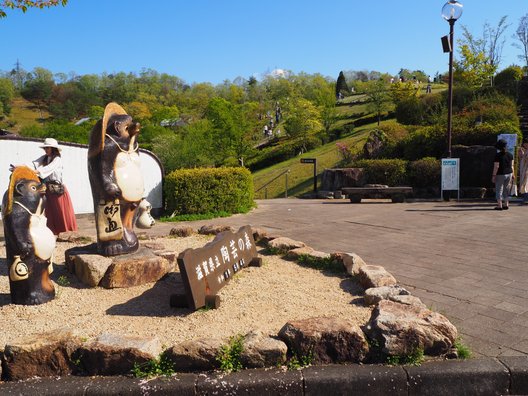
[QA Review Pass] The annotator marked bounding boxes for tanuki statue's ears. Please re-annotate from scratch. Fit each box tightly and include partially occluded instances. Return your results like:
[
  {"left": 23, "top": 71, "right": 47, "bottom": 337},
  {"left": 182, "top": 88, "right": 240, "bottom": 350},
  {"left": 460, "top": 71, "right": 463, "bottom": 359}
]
[
  {"left": 5, "top": 166, "right": 40, "bottom": 215},
  {"left": 88, "top": 102, "right": 128, "bottom": 158}
]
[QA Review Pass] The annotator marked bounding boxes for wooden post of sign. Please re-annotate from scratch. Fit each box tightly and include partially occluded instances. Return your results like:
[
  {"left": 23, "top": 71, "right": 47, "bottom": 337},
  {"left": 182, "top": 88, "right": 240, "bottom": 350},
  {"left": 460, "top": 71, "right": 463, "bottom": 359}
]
[{"left": 300, "top": 158, "right": 317, "bottom": 193}]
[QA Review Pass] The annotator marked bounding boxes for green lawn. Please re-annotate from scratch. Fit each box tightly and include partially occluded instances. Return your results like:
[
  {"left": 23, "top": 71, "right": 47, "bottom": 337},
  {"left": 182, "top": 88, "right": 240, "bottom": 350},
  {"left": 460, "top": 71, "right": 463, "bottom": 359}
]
[
  {"left": 2, "top": 96, "right": 48, "bottom": 132},
  {"left": 252, "top": 119, "right": 397, "bottom": 199}
]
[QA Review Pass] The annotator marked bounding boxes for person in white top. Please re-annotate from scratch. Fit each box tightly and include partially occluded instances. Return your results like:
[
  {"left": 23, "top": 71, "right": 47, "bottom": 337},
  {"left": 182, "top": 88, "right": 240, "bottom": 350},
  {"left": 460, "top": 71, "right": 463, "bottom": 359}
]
[{"left": 32, "top": 138, "right": 78, "bottom": 235}]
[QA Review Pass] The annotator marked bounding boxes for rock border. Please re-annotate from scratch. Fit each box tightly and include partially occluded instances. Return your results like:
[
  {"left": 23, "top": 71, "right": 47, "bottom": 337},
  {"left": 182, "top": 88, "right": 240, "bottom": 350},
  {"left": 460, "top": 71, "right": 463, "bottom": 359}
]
[{"left": 0, "top": 225, "right": 459, "bottom": 382}]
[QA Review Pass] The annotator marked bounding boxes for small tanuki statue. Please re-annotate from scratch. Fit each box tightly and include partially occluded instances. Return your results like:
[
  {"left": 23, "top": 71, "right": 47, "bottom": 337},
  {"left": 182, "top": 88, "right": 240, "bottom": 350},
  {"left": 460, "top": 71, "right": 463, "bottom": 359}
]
[
  {"left": 2, "top": 166, "right": 56, "bottom": 305},
  {"left": 88, "top": 102, "right": 144, "bottom": 256}
]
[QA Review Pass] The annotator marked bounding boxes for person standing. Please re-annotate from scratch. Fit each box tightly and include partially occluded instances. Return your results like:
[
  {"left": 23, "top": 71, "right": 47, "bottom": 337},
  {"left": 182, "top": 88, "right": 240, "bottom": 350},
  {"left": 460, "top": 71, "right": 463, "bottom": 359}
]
[
  {"left": 518, "top": 138, "right": 528, "bottom": 203},
  {"left": 492, "top": 139, "right": 514, "bottom": 210},
  {"left": 32, "top": 138, "right": 78, "bottom": 234}
]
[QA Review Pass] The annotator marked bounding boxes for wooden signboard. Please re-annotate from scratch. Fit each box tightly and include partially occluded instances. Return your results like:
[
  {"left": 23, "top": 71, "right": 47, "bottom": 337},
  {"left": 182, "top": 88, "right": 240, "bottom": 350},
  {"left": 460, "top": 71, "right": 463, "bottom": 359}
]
[{"left": 171, "top": 225, "right": 260, "bottom": 310}]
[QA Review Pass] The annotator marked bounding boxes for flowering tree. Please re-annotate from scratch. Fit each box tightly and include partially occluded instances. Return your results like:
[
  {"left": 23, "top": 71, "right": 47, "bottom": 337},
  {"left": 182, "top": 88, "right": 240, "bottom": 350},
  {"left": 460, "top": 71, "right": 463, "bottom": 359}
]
[{"left": 0, "top": 0, "right": 67, "bottom": 17}]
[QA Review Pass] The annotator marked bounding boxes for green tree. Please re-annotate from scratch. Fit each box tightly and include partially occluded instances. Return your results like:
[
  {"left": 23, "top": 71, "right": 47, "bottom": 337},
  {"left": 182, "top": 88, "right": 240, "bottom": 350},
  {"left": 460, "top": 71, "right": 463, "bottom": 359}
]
[
  {"left": 152, "top": 119, "right": 214, "bottom": 171},
  {"left": 454, "top": 44, "right": 497, "bottom": 87},
  {"left": 204, "top": 97, "right": 245, "bottom": 166},
  {"left": 0, "top": 0, "right": 67, "bottom": 17},
  {"left": 0, "top": 77, "right": 15, "bottom": 116},
  {"left": 284, "top": 97, "right": 322, "bottom": 152},
  {"left": 460, "top": 16, "right": 509, "bottom": 70},
  {"left": 389, "top": 81, "right": 419, "bottom": 106},
  {"left": 21, "top": 70, "right": 54, "bottom": 118},
  {"left": 336, "top": 71, "right": 349, "bottom": 98},
  {"left": 366, "top": 80, "right": 390, "bottom": 126}
]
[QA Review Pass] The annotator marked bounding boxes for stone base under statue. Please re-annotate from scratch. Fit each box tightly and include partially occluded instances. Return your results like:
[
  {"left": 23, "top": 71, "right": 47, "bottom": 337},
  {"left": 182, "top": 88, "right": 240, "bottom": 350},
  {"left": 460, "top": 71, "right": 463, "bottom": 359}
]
[{"left": 65, "top": 244, "right": 176, "bottom": 288}]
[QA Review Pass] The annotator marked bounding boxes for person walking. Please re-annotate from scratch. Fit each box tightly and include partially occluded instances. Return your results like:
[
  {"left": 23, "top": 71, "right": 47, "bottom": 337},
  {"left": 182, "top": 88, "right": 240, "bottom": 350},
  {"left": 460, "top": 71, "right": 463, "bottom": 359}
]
[
  {"left": 518, "top": 137, "right": 528, "bottom": 203},
  {"left": 492, "top": 139, "right": 514, "bottom": 210},
  {"left": 32, "top": 138, "right": 78, "bottom": 234}
]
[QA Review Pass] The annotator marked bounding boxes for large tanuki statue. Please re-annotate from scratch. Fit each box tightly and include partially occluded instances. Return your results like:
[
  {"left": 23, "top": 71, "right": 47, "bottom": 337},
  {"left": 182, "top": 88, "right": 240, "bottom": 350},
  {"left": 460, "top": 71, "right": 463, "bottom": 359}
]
[
  {"left": 88, "top": 103, "right": 144, "bottom": 256},
  {"left": 2, "top": 166, "right": 56, "bottom": 305}
]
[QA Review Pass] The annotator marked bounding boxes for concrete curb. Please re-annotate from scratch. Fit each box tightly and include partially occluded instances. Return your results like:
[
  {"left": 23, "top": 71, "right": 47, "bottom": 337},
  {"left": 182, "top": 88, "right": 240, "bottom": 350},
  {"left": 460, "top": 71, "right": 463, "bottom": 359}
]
[{"left": 2, "top": 357, "right": 528, "bottom": 395}]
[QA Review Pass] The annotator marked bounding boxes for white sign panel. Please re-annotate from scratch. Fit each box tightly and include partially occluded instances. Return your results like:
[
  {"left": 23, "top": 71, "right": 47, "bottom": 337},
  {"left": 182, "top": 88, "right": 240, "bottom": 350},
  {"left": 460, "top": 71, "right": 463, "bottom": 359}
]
[{"left": 441, "top": 158, "right": 459, "bottom": 190}]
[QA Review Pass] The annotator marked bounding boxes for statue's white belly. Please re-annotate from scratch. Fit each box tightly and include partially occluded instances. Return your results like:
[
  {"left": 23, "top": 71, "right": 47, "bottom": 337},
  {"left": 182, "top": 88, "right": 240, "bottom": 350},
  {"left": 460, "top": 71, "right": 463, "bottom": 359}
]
[
  {"left": 29, "top": 215, "right": 56, "bottom": 261},
  {"left": 115, "top": 152, "right": 144, "bottom": 202}
]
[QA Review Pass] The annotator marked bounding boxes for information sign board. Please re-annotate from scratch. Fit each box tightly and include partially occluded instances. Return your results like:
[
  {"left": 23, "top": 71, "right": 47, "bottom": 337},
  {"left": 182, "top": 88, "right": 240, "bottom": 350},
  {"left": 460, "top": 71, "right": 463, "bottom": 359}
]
[
  {"left": 441, "top": 158, "right": 460, "bottom": 200},
  {"left": 175, "top": 225, "right": 258, "bottom": 310}
]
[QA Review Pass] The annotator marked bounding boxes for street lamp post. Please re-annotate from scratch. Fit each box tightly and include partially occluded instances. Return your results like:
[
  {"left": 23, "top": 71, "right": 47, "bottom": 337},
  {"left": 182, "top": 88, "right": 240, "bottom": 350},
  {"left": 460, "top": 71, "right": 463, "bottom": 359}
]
[{"left": 442, "top": 0, "right": 463, "bottom": 158}]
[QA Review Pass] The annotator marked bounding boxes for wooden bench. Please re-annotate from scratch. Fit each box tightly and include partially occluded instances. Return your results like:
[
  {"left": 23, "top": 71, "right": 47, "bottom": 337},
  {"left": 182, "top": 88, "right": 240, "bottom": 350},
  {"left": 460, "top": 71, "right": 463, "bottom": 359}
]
[{"left": 342, "top": 186, "right": 413, "bottom": 203}]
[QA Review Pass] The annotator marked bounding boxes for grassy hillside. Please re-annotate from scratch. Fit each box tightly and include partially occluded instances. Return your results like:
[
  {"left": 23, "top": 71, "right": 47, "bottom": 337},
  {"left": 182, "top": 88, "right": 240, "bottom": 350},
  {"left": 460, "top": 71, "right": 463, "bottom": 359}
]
[
  {"left": 2, "top": 96, "right": 48, "bottom": 133},
  {"left": 252, "top": 84, "right": 447, "bottom": 199},
  {"left": 253, "top": 124, "right": 372, "bottom": 199}
]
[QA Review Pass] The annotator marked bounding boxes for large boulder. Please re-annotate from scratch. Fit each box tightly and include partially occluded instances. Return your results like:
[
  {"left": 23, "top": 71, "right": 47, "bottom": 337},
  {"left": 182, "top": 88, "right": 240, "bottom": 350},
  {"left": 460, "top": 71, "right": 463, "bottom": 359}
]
[
  {"left": 169, "top": 225, "right": 195, "bottom": 237},
  {"left": 198, "top": 225, "right": 234, "bottom": 235},
  {"left": 76, "top": 333, "right": 161, "bottom": 376},
  {"left": 363, "top": 129, "right": 386, "bottom": 159},
  {"left": 100, "top": 248, "right": 171, "bottom": 288},
  {"left": 267, "top": 237, "right": 306, "bottom": 252},
  {"left": 364, "top": 285, "right": 410, "bottom": 306},
  {"left": 451, "top": 145, "right": 496, "bottom": 188},
  {"left": 240, "top": 330, "right": 288, "bottom": 368},
  {"left": 163, "top": 338, "right": 223, "bottom": 372},
  {"left": 321, "top": 168, "right": 366, "bottom": 191},
  {"left": 365, "top": 300, "right": 457, "bottom": 356},
  {"left": 357, "top": 265, "right": 397, "bottom": 289},
  {"left": 278, "top": 317, "right": 369, "bottom": 364},
  {"left": 286, "top": 246, "right": 330, "bottom": 261},
  {"left": 2, "top": 330, "right": 82, "bottom": 381},
  {"left": 332, "top": 252, "right": 366, "bottom": 276}
]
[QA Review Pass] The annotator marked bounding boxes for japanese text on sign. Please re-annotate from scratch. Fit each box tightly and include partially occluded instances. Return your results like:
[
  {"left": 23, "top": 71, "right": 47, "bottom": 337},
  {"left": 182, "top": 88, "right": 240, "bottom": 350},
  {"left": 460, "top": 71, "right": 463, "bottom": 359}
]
[
  {"left": 177, "top": 225, "right": 258, "bottom": 310},
  {"left": 441, "top": 158, "right": 460, "bottom": 191}
]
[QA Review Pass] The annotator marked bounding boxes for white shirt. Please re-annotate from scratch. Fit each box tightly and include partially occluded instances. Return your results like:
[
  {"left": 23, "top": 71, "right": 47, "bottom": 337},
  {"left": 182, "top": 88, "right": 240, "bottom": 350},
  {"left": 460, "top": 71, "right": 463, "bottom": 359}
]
[{"left": 33, "top": 155, "right": 63, "bottom": 183}]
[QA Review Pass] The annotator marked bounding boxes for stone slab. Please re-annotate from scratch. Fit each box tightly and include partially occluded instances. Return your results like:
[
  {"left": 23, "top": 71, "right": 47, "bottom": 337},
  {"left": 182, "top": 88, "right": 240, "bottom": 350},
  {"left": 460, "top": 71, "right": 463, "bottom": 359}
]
[
  {"left": 100, "top": 247, "right": 170, "bottom": 288},
  {"left": 196, "top": 368, "right": 303, "bottom": 395},
  {"left": 303, "top": 364, "right": 407, "bottom": 396},
  {"left": 405, "top": 358, "right": 510, "bottom": 396},
  {"left": 499, "top": 356, "right": 528, "bottom": 395}
]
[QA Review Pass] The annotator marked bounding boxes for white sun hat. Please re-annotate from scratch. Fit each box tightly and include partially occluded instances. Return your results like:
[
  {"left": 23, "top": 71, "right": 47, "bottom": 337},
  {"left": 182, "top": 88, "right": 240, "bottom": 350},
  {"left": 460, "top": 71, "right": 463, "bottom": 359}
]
[{"left": 39, "top": 138, "right": 62, "bottom": 151}]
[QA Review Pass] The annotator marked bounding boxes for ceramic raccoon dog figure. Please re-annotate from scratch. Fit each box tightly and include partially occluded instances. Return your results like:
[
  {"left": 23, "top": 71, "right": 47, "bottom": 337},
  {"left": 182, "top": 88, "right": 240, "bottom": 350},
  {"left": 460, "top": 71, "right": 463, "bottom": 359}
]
[
  {"left": 88, "top": 102, "right": 145, "bottom": 256},
  {"left": 2, "top": 166, "right": 56, "bottom": 305}
]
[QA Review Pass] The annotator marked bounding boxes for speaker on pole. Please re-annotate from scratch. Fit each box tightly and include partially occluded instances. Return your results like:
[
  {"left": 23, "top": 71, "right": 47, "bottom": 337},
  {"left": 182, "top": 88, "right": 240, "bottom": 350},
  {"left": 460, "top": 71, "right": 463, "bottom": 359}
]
[{"left": 441, "top": 35, "right": 451, "bottom": 53}]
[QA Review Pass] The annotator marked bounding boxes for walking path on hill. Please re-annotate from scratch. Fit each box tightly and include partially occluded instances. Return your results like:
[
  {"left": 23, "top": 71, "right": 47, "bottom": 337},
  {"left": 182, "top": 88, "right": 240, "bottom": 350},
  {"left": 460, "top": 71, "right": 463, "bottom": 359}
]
[{"left": 2, "top": 198, "right": 528, "bottom": 358}]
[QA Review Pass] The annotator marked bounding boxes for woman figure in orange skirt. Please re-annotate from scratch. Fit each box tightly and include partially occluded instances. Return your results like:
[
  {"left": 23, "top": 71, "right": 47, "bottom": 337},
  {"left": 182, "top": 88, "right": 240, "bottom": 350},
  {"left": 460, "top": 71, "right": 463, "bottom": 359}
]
[{"left": 32, "top": 138, "right": 78, "bottom": 235}]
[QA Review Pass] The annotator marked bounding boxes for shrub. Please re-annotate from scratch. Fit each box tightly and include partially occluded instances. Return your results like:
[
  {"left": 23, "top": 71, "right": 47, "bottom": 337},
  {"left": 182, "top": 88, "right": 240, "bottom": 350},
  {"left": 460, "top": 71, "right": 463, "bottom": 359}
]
[
  {"left": 407, "top": 157, "right": 441, "bottom": 188},
  {"left": 457, "top": 94, "right": 518, "bottom": 127},
  {"left": 401, "top": 125, "right": 446, "bottom": 160},
  {"left": 395, "top": 96, "right": 424, "bottom": 125},
  {"left": 494, "top": 66, "right": 523, "bottom": 98},
  {"left": 354, "top": 159, "right": 408, "bottom": 186},
  {"left": 376, "top": 122, "right": 409, "bottom": 158},
  {"left": 164, "top": 167, "right": 254, "bottom": 216},
  {"left": 453, "top": 122, "right": 522, "bottom": 147}
]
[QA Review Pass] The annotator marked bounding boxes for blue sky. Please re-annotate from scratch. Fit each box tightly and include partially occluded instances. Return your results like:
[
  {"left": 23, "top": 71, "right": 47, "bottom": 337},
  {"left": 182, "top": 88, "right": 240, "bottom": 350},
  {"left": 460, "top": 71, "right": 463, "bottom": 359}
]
[{"left": 1, "top": 1, "right": 527, "bottom": 84}]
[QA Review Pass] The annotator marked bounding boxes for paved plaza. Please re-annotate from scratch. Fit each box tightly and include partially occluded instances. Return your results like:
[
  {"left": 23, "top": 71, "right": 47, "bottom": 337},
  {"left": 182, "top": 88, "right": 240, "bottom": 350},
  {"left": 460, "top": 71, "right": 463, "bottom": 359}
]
[
  {"left": 2, "top": 198, "right": 527, "bottom": 358},
  {"left": 177, "top": 198, "right": 528, "bottom": 359}
]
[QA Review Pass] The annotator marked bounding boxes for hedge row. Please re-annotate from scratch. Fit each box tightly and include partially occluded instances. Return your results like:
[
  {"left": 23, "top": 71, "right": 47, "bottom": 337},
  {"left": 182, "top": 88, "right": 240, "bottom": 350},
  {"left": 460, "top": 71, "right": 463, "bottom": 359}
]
[
  {"left": 354, "top": 157, "right": 440, "bottom": 187},
  {"left": 164, "top": 167, "right": 254, "bottom": 216},
  {"left": 376, "top": 122, "right": 522, "bottom": 161},
  {"left": 247, "top": 136, "right": 321, "bottom": 171}
]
